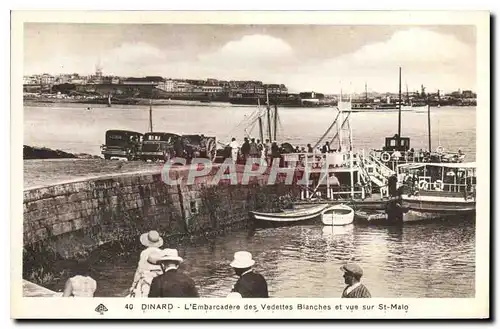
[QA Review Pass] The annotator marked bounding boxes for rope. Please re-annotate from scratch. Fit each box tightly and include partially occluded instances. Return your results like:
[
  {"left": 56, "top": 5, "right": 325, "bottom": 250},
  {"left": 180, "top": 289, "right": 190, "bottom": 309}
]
[
  {"left": 313, "top": 109, "right": 340, "bottom": 149},
  {"left": 222, "top": 107, "right": 262, "bottom": 144}
]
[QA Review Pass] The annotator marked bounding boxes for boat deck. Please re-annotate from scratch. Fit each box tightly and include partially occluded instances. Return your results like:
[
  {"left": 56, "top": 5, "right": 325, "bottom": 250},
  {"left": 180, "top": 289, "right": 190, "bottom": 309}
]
[{"left": 294, "top": 193, "right": 394, "bottom": 210}]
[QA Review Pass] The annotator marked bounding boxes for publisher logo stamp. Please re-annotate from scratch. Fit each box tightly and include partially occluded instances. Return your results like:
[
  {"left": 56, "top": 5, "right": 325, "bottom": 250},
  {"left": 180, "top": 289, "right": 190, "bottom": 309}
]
[{"left": 95, "top": 304, "right": 108, "bottom": 315}]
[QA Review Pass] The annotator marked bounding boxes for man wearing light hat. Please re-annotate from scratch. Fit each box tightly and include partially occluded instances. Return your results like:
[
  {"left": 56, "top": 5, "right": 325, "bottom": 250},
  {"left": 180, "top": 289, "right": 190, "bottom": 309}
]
[
  {"left": 229, "top": 251, "right": 269, "bottom": 298},
  {"left": 148, "top": 248, "right": 199, "bottom": 298},
  {"left": 340, "top": 263, "right": 371, "bottom": 298},
  {"left": 129, "top": 230, "right": 164, "bottom": 297}
]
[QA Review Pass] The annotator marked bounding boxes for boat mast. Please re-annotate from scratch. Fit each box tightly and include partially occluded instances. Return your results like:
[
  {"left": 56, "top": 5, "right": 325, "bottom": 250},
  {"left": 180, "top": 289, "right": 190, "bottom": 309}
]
[
  {"left": 365, "top": 82, "right": 368, "bottom": 103},
  {"left": 257, "top": 98, "right": 264, "bottom": 142},
  {"left": 427, "top": 97, "right": 432, "bottom": 152},
  {"left": 149, "top": 84, "right": 153, "bottom": 132},
  {"left": 266, "top": 89, "right": 272, "bottom": 141},
  {"left": 398, "top": 67, "right": 402, "bottom": 137},
  {"left": 273, "top": 103, "right": 278, "bottom": 141},
  {"left": 406, "top": 83, "right": 409, "bottom": 105}
]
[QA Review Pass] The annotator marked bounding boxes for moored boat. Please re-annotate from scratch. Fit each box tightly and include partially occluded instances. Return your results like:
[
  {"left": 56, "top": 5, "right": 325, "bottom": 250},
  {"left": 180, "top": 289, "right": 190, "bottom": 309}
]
[
  {"left": 397, "top": 162, "right": 476, "bottom": 222},
  {"left": 354, "top": 210, "right": 388, "bottom": 224},
  {"left": 321, "top": 204, "right": 354, "bottom": 226},
  {"left": 249, "top": 204, "right": 329, "bottom": 225}
]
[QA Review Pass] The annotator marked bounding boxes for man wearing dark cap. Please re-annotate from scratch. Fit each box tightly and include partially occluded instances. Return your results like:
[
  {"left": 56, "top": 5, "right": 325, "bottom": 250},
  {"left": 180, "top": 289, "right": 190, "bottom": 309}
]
[{"left": 340, "top": 263, "right": 371, "bottom": 298}]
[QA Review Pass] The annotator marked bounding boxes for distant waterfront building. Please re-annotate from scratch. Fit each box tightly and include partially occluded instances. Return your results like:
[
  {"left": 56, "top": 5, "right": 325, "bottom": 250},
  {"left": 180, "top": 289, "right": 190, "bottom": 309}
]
[
  {"left": 206, "top": 78, "right": 219, "bottom": 86},
  {"left": 111, "top": 77, "right": 120, "bottom": 84},
  {"left": 70, "top": 78, "right": 86, "bottom": 85},
  {"left": 157, "top": 79, "right": 175, "bottom": 92},
  {"left": 265, "top": 84, "right": 288, "bottom": 95},
  {"left": 40, "top": 73, "right": 55, "bottom": 85},
  {"left": 201, "top": 86, "right": 223, "bottom": 93},
  {"left": 173, "top": 81, "right": 191, "bottom": 92},
  {"left": 122, "top": 77, "right": 158, "bottom": 86},
  {"left": 23, "top": 76, "right": 40, "bottom": 85},
  {"left": 462, "top": 90, "right": 475, "bottom": 98}
]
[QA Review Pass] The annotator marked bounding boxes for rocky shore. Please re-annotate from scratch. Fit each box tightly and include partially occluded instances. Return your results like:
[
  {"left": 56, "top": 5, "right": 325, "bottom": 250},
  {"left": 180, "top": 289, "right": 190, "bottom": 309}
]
[{"left": 23, "top": 145, "right": 100, "bottom": 160}]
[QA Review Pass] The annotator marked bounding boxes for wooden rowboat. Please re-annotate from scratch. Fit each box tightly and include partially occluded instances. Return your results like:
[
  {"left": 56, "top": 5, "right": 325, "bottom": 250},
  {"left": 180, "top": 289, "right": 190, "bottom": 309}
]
[
  {"left": 355, "top": 210, "right": 388, "bottom": 225},
  {"left": 250, "top": 204, "right": 329, "bottom": 225},
  {"left": 321, "top": 204, "right": 354, "bottom": 226}
]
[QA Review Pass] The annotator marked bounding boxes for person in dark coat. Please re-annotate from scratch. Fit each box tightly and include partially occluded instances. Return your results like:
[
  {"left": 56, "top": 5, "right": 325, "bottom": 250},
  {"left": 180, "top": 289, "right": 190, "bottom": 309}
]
[
  {"left": 229, "top": 251, "right": 269, "bottom": 298},
  {"left": 340, "top": 263, "right": 371, "bottom": 298},
  {"left": 321, "top": 141, "right": 331, "bottom": 153},
  {"left": 241, "top": 137, "right": 250, "bottom": 161},
  {"left": 148, "top": 249, "right": 199, "bottom": 298}
]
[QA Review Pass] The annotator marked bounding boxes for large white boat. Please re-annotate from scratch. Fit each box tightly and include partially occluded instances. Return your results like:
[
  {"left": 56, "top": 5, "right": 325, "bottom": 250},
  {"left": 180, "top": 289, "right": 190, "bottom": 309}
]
[{"left": 396, "top": 162, "right": 476, "bottom": 222}]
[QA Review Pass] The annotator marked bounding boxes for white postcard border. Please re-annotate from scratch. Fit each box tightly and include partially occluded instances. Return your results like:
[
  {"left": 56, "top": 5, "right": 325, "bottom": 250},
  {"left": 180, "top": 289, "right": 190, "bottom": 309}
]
[{"left": 10, "top": 10, "right": 490, "bottom": 319}]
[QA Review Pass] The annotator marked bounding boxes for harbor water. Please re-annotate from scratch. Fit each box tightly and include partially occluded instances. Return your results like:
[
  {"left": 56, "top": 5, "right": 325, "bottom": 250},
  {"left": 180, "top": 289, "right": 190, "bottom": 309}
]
[
  {"left": 44, "top": 220, "right": 475, "bottom": 298},
  {"left": 24, "top": 103, "right": 477, "bottom": 298},
  {"left": 24, "top": 103, "right": 476, "bottom": 160}
]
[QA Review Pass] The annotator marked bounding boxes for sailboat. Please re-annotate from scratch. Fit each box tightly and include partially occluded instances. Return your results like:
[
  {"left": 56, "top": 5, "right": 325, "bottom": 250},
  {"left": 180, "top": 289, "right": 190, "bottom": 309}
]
[{"left": 351, "top": 83, "right": 375, "bottom": 111}]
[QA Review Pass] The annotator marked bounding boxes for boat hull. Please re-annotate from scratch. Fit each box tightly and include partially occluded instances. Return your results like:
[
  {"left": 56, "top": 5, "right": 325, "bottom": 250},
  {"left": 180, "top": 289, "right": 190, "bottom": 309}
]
[
  {"left": 401, "top": 195, "right": 476, "bottom": 222},
  {"left": 354, "top": 210, "right": 388, "bottom": 225},
  {"left": 321, "top": 205, "right": 354, "bottom": 226},
  {"left": 250, "top": 204, "right": 329, "bottom": 227}
]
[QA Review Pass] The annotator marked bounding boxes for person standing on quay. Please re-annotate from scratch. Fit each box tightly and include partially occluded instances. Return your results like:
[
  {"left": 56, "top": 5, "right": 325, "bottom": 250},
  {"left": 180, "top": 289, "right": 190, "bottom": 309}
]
[
  {"left": 129, "top": 230, "right": 164, "bottom": 297},
  {"left": 340, "top": 263, "right": 371, "bottom": 298},
  {"left": 229, "top": 137, "right": 239, "bottom": 163},
  {"left": 148, "top": 249, "right": 199, "bottom": 297},
  {"left": 229, "top": 251, "right": 269, "bottom": 298}
]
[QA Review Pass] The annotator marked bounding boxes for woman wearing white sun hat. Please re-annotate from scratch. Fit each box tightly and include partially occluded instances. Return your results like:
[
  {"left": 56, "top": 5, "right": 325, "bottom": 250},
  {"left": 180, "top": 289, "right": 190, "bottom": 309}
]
[
  {"left": 129, "top": 230, "right": 164, "bottom": 297},
  {"left": 229, "top": 251, "right": 269, "bottom": 298}
]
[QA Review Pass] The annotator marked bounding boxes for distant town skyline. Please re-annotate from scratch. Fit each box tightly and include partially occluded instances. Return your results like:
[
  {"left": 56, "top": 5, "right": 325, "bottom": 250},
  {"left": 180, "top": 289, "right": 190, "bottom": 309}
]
[{"left": 24, "top": 24, "right": 477, "bottom": 94}]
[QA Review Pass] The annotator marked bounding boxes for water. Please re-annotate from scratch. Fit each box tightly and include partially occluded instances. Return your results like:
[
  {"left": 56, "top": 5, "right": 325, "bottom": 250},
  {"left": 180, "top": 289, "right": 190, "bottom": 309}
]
[
  {"left": 24, "top": 103, "right": 477, "bottom": 297},
  {"left": 24, "top": 103, "right": 476, "bottom": 161},
  {"left": 45, "top": 220, "right": 475, "bottom": 298}
]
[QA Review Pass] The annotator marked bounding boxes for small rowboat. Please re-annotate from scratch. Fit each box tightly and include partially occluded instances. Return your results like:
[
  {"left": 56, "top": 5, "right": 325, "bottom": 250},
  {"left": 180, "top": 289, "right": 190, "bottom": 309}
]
[
  {"left": 354, "top": 210, "right": 388, "bottom": 225},
  {"left": 321, "top": 204, "right": 354, "bottom": 226},
  {"left": 250, "top": 204, "right": 329, "bottom": 225}
]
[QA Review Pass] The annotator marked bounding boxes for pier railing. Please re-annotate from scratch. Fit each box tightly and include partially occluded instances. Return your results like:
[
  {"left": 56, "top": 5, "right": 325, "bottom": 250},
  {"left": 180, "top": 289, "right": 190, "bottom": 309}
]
[{"left": 299, "top": 182, "right": 366, "bottom": 200}]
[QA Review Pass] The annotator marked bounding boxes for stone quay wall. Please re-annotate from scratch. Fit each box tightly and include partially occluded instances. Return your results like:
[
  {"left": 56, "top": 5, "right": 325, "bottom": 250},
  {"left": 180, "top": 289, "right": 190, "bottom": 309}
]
[{"left": 23, "top": 165, "right": 299, "bottom": 259}]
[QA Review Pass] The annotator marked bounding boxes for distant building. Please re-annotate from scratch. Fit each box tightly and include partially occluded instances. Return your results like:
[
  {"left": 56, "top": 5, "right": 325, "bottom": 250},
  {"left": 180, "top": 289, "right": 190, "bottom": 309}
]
[
  {"left": 265, "top": 84, "right": 288, "bottom": 95},
  {"left": 157, "top": 79, "right": 175, "bottom": 92},
  {"left": 173, "top": 81, "right": 191, "bottom": 92},
  {"left": 23, "top": 76, "right": 40, "bottom": 85},
  {"left": 122, "top": 77, "right": 157, "bottom": 86},
  {"left": 70, "top": 78, "right": 86, "bottom": 85},
  {"left": 40, "top": 74, "right": 55, "bottom": 85},
  {"left": 206, "top": 78, "right": 219, "bottom": 86},
  {"left": 201, "top": 86, "right": 223, "bottom": 93},
  {"left": 462, "top": 90, "right": 475, "bottom": 98}
]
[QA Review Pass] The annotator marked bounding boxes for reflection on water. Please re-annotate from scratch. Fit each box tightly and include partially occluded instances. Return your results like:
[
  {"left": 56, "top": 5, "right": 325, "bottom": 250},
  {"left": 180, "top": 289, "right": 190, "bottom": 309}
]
[
  {"left": 27, "top": 104, "right": 476, "bottom": 298},
  {"left": 71, "top": 218, "right": 474, "bottom": 298}
]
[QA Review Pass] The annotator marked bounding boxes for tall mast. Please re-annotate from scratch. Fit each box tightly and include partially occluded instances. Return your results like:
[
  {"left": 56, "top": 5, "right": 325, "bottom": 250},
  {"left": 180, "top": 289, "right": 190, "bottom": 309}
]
[
  {"left": 427, "top": 98, "right": 432, "bottom": 152},
  {"left": 257, "top": 98, "right": 264, "bottom": 142},
  {"left": 406, "top": 83, "right": 409, "bottom": 105},
  {"left": 398, "top": 67, "right": 402, "bottom": 137},
  {"left": 273, "top": 104, "right": 278, "bottom": 141},
  {"left": 149, "top": 84, "right": 153, "bottom": 132},
  {"left": 266, "top": 89, "right": 272, "bottom": 141}
]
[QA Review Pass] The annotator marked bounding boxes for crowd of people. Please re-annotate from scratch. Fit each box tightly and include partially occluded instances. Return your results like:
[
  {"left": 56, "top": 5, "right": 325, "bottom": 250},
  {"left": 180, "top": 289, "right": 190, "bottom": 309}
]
[
  {"left": 227, "top": 137, "right": 282, "bottom": 165},
  {"left": 60, "top": 230, "right": 371, "bottom": 299}
]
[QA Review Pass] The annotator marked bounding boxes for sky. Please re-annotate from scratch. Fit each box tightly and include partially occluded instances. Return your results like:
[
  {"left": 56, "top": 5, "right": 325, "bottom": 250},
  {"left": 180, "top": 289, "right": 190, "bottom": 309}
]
[{"left": 23, "top": 24, "right": 477, "bottom": 94}]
